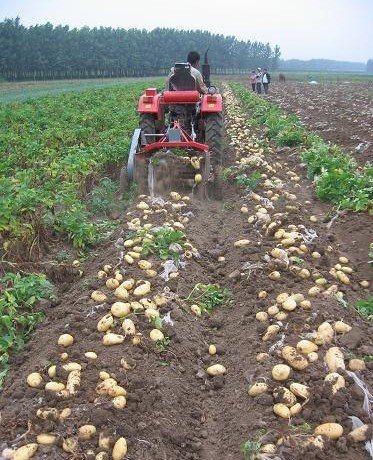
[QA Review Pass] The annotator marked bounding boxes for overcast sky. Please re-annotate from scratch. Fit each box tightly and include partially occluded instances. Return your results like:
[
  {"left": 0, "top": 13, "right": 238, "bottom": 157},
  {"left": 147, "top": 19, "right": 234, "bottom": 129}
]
[{"left": 1, "top": 0, "right": 372, "bottom": 62}]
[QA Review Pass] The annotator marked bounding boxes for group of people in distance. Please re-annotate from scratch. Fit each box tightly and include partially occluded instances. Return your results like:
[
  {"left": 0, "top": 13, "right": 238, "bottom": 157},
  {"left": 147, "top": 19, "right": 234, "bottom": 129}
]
[{"left": 250, "top": 68, "right": 271, "bottom": 94}]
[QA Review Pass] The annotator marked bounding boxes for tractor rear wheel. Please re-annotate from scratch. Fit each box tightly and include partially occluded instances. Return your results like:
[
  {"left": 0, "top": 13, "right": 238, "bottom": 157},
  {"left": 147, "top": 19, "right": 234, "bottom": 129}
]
[
  {"left": 140, "top": 113, "right": 156, "bottom": 144},
  {"left": 204, "top": 112, "right": 224, "bottom": 166}
]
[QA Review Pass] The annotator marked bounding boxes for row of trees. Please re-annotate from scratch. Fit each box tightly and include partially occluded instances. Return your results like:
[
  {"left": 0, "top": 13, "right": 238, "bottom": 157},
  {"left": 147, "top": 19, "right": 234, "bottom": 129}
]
[{"left": 0, "top": 18, "right": 281, "bottom": 81}]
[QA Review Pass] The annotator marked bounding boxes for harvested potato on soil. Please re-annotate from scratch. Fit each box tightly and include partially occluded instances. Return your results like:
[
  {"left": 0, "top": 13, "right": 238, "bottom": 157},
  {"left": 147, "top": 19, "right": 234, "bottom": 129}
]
[
  {"left": 27, "top": 372, "right": 43, "bottom": 388},
  {"left": 248, "top": 382, "right": 268, "bottom": 397},
  {"left": 13, "top": 444, "right": 38, "bottom": 460},
  {"left": 324, "top": 347, "right": 345, "bottom": 372},
  {"left": 281, "top": 346, "right": 309, "bottom": 370},
  {"left": 272, "top": 364, "right": 291, "bottom": 381},
  {"left": 58, "top": 334, "right": 74, "bottom": 347},
  {"left": 206, "top": 364, "right": 226, "bottom": 376},
  {"left": 314, "top": 423, "right": 343, "bottom": 440},
  {"left": 112, "top": 437, "right": 127, "bottom": 459}
]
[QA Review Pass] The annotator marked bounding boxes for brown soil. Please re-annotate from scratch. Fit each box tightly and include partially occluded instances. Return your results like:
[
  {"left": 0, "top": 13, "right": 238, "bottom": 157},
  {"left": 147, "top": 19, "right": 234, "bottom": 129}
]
[
  {"left": 0, "top": 85, "right": 372, "bottom": 460},
  {"left": 266, "top": 81, "right": 373, "bottom": 166}
]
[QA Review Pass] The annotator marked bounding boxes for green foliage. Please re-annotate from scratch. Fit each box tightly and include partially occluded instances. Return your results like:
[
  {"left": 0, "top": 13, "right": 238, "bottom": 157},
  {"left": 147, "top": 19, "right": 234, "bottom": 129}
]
[
  {"left": 0, "top": 272, "right": 56, "bottom": 387},
  {"left": 235, "top": 171, "right": 262, "bottom": 190},
  {"left": 142, "top": 227, "right": 186, "bottom": 263},
  {"left": 369, "top": 243, "right": 373, "bottom": 267},
  {"left": 290, "top": 422, "right": 312, "bottom": 432},
  {"left": 89, "top": 177, "right": 119, "bottom": 216},
  {"left": 0, "top": 83, "right": 153, "bottom": 250},
  {"left": 355, "top": 297, "right": 373, "bottom": 321},
  {"left": 230, "top": 82, "right": 373, "bottom": 212},
  {"left": 155, "top": 337, "right": 171, "bottom": 353},
  {"left": 186, "top": 283, "right": 232, "bottom": 313},
  {"left": 241, "top": 430, "right": 266, "bottom": 460}
]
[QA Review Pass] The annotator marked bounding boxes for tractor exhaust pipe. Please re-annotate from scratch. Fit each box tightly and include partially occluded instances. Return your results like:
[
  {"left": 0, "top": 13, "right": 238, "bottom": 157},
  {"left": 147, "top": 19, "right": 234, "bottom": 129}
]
[{"left": 202, "top": 48, "right": 210, "bottom": 87}]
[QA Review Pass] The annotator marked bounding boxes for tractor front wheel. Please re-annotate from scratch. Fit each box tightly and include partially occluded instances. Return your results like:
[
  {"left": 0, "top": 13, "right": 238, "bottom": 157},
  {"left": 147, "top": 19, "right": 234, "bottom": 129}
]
[{"left": 140, "top": 113, "right": 156, "bottom": 144}]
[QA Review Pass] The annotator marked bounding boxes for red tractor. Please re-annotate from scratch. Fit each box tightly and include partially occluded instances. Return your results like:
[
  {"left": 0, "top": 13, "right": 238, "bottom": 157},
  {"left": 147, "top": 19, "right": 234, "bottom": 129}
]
[{"left": 122, "top": 60, "right": 223, "bottom": 195}]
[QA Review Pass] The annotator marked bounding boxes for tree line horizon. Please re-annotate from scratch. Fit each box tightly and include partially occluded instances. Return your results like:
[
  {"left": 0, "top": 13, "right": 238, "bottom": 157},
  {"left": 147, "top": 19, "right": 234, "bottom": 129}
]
[
  {"left": 0, "top": 18, "right": 371, "bottom": 81},
  {"left": 1, "top": 18, "right": 280, "bottom": 80}
]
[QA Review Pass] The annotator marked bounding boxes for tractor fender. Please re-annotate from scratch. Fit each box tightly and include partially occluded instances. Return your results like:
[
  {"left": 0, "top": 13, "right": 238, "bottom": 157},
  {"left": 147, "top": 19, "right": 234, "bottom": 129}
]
[
  {"left": 138, "top": 90, "right": 161, "bottom": 116},
  {"left": 200, "top": 93, "right": 223, "bottom": 113}
]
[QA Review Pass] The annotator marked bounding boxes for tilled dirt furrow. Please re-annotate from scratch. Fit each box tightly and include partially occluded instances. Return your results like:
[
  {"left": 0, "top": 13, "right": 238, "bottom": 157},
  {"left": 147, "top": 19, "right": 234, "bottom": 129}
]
[{"left": 0, "top": 83, "right": 372, "bottom": 460}]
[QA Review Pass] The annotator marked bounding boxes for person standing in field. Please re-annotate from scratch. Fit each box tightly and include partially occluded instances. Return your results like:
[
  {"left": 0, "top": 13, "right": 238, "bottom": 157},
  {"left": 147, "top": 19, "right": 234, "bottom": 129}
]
[
  {"left": 255, "top": 68, "right": 262, "bottom": 94},
  {"left": 262, "top": 68, "right": 271, "bottom": 94},
  {"left": 249, "top": 70, "right": 256, "bottom": 91}
]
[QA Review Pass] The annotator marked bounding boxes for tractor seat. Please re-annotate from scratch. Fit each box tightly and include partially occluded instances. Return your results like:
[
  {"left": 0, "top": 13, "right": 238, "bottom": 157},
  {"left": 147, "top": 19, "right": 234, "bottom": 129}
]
[{"left": 169, "top": 63, "right": 196, "bottom": 91}]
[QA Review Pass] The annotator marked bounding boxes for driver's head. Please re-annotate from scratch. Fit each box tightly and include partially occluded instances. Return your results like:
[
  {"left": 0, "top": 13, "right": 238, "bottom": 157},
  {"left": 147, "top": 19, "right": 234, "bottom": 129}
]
[{"left": 187, "top": 51, "right": 200, "bottom": 67}]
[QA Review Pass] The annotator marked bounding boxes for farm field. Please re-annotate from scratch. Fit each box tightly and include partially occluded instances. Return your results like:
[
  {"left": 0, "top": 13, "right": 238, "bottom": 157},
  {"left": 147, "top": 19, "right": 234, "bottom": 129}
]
[
  {"left": 0, "top": 77, "right": 157, "bottom": 104},
  {"left": 0, "top": 80, "right": 372, "bottom": 460},
  {"left": 266, "top": 80, "right": 373, "bottom": 166}
]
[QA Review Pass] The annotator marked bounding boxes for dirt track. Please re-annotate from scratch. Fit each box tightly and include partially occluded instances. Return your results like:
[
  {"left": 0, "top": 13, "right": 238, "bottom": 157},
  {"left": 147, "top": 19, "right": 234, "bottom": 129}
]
[{"left": 0, "top": 85, "right": 372, "bottom": 460}]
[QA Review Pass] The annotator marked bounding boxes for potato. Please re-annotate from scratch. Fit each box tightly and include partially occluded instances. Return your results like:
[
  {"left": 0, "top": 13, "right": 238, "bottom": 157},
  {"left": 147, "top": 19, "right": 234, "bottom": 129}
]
[
  {"left": 96, "top": 378, "right": 117, "bottom": 395},
  {"left": 115, "top": 271, "right": 124, "bottom": 282},
  {"left": 258, "top": 291, "right": 267, "bottom": 299},
  {"left": 324, "top": 347, "right": 345, "bottom": 372},
  {"left": 154, "top": 294, "right": 167, "bottom": 307},
  {"left": 334, "top": 321, "right": 352, "bottom": 334},
  {"left": 97, "top": 314, "right": 114, "bottom": 332},
  {"left": 317, "top": 322, "right": 334, "bottom": 343},
  {"left": 336, "top": 271, "right": 350, "bottom": 284},
  {"left": 267, "top": 305, "right": 279, "bottom": 316},
  {"left": 62, "top": 362, "right": 81, "bottom": 373},
  {"left": 256, "top": 352, "right": 270, "bottom": 362},
  {"left": 261, "top": 444, "right": 276, "bottom": 454},
  {"left": 91, "top": 291, "right": 107, "bottom": 303},
  {"left": 36, "top": 433, "right": 56, "bottom": 445},
  {"left": 273, "top": 403, "right": 290, "bottom": 418},
  {"left": 62, "top": 437, "right": 78, "bottom": 453},
  {"left": 300, "top": 300, "right": 312, "bottom": 310},
  {"left": 114, "top": 287, "right": 129, "bottom": 300},
  {"left": 112, "top": 437, "right": 128, "bottom": 459},
  {"left": 269, "top": 271, "right": 281, "bottom": 280},
  {"left": 122, "top": 319, "right": 136, "bottom": 335},
  {"left": 78, "top": 425, "right": 97, "bottom": 441},
  {"left": 102, "top": 333, "right": 125, "bottom": 346},
  {"left": 100, "top": 371, "right": 111, "bottom": 380},
  {"left": 110, "top": 302, "right": 130, "bottom": 318},
  {"left": 113, "top": 395, "right": 127, "bottom": 410},
  {"left": 106, "top": 278, "right": 119, "bottom": 290},
  {"left": 13, "top": 444, "right": 38, "bottom": 460},
  {"left": 58, "top": 334, "right": 74, "bottom": 347},
  {"left": 234, "top": 239, "right": 251, "bottom": 248},
  {"left": 121, "top": 279, "right": 135, "bottom": 290},
  {"left": 308, "top": 286, "right": 321, "bottom": 296},
  {"left": 66, "top": 370, "right": 81, "bottom": 395},
  {"left": 190, "top": 304, "right": 201, "bottom": 316},
  {"left": 133, "top": 282, "right": 151, "bottom": 297},
  {"left": 45, "top": 382, "right": 65, "bottom": 392},
  {"left": 85, "top": 351, "right": 97, "bottom": 359},
  {"left": 290, "top": 403, "right": 302, "bottom": 416},
  {"left": 137, "top": 201, "right": 149, "bottom": 210},
  {"left": 348, "top": 424, "right": 370, "bottom": 442},
  {"left": 144, "top": 308, "right": 159, "bottom": 320},
  {"left": 325, "top": 372, "right": 345, "bottom": 394},
  {"left": 272, "top": 364, "right": 291, "bottom": 381},
  {"left": 208, "top": 345, "right": 217, "bottom": 355},
  {"left": 149, "top": 329, "right": 164, "bottom": 342},
  {"left": 138, "top": 260, "right": 152, "bottom": 270},
  {"left": 275, "top": 311, "right": 288, "bottom": 321},
  {"left": 96, "top": 452, "right": 109, "bottom": 460},
  {"left": 103, "top": 264, "right": 113, "bottom": 273},
  {"left": 60, "top": 352, "right": 69, "bottom": 360},
  {"left": 273, "top": 387, "right": 297, "bottom": 407},
  {"left": 59, "top": 407, "right": 71, "bottom": 421},
  {"left": 36, "top": 407, "right": 59, "bottom": 420},
  {"left": 27, "top": 372, "right": 43, "bottom": 388},
  {"left": 256, "top": 311, "right": 268, "bottom": 322},
  {"left": 282, "top": 297, "right": 297, "bottom": 311},
  {"left": 108, "top": 385, "right": 127, "bottom": 397},
  {"left": 124, "top": 254, "right": 134, "bottom": 265},
  {"left": 296, "top": 340, "right": 318, "bottom": 354},
  {"left": 314, "top": 423, "right": 343, "bottom": 440},
  {"left": 339, "top": 256, "right": 349, "bottom": 264},
  {"left": 290, "top": 382, "right": 310, "bottom": 399},
  {"left": 248, "top": 382, "right": 268, "bottom": 397},
  {"left": 99, "top": 432, "right": 111, "bottom": 450},
  {"left": 262, "top": 324, "right": 280, "bottom": 341},
  {"left": 48, "top": 365, "right": 56, "bottom": 378},
  {"left": 271, "top": 248, "right": 287, "bottom": 260},
  {"left": 281, "top": 346, "right": 309, "bottom": 370},
  {"left": 308, "top": 352, "right": 319, "bottom": 362},
  {"left": 349, "top": 358, "right": 366, "bottom": 372},
  {"left": 206, "top": 364, "right": 226, "bottom": 376}
]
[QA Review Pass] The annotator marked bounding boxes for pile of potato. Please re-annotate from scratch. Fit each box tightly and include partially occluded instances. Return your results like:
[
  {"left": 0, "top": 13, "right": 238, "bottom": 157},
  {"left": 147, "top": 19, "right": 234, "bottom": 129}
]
[{"left": 224, "top": 84, "right": 371, "bottom": 456}]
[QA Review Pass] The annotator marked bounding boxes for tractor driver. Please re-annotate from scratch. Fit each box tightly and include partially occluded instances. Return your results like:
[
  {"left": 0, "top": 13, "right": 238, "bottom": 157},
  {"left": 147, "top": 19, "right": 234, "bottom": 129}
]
[{"left": 167, "top": 51, "right": 208, "bottom": 95}]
